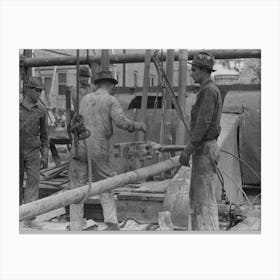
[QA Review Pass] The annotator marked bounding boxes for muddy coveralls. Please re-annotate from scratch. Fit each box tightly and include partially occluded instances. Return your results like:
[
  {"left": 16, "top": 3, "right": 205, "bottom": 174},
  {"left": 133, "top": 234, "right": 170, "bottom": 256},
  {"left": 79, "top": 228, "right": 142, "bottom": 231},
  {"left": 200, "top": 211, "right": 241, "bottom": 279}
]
[
  {"left": 19, "top": 102, "right": 48, "bottom": 204},
  {"left": 189, "top": 79, "right": 222, "bottom": 231},
  {"left": 69, "top": 88, "right": 140, "bottom": 227}
]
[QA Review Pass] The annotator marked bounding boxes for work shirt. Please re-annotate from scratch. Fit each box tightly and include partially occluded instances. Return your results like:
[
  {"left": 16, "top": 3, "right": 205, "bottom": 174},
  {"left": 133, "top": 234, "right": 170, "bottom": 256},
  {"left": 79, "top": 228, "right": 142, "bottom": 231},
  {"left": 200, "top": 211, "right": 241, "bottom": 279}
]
[
  {"left": 70, "top": 83, "right": 96, "bottom": 109},
  {"left": 190, "top": 79, "right": 222, "bottom": 148},
  {"left": 20, "top": 101, "right": 49, "bottom": 153},
  {"left": 79, "top": 88, "right": 135, "bottom": 146}
]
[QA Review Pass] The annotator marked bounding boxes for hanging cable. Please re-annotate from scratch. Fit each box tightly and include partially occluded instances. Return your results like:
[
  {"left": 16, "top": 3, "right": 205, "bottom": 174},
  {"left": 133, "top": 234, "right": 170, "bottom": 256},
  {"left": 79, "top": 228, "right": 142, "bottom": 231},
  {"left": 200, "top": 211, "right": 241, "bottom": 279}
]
[
  {"left": 220, "top": 149, "right": 261, "bottom": 182},
  {"left": 250, "top": 193, "right": 261, "bottom": 206},
  {"left": 71, "top": 49, "right": 93, "bottom": 204},
  {"left": 219, "top": 168, "right": 252, "bottom": 208},
  {"left": 152, "top": 50, "right": 191, "bottom": 136}
]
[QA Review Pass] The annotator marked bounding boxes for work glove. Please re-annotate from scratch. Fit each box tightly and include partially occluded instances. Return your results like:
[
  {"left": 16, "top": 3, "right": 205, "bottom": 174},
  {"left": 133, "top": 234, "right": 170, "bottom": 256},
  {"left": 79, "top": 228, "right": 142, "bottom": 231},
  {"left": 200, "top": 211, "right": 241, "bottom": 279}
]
[
  {"left": 134, "top": 121, "right": 147, "bottom": 133},
  {"left": 179, "top": 143, "right": 194, "bottom": 167},
  {"left": 40, "top": 148, "right": 49, "bottom": 169}
]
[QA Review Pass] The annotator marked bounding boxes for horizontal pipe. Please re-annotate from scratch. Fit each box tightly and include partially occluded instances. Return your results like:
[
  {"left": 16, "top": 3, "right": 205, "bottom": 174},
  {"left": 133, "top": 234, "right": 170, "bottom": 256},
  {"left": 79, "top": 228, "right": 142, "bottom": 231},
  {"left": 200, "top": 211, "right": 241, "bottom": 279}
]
[
  {"left": 160, "top": 145, "right": 185, "bottom": 153},
  {"left": 19, "top": 156, "right": 180, "bottom": 221},
  {"left": 21, "top": 49, "right": 261, "bottom": 68}
]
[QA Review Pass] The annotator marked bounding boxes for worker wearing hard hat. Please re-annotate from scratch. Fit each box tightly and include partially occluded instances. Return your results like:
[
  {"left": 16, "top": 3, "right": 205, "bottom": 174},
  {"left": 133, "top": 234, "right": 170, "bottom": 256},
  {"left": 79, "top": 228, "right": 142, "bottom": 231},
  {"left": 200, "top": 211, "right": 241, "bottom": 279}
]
[
  {"left": 70, "top": 66, "right": 96, "bottom": 108},
  {"left": 179, "top": 51, "right": 222, "bottom": 231},
  {"left": 68, "top": 70, "right": 146, "bottom": 231},
  {"left": 20, "top": 77, "right": 49, "bottom": 206}
]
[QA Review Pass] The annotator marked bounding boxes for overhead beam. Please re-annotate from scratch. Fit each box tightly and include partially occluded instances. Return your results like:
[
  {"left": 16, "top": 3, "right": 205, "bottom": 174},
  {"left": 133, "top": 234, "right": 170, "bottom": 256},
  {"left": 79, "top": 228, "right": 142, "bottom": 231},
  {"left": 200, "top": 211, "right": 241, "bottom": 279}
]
[
  {"left": 19, "top": 156, "right": 180, "bottom": 221},
  {"left": 21, "top": 49, "right": 261, "bottom": 68}
]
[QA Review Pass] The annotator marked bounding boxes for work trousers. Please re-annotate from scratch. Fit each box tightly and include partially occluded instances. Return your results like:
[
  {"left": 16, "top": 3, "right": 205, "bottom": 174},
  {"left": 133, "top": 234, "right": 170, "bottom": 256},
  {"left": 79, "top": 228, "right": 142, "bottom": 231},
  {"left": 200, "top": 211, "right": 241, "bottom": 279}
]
[
  {"left": 19, "top": 149, "right": 40, "bottom": 205},
  {"left": 190, "top": 140, "right": 220, "bottom": 231},
  {"left": 69, "top": 140, "right": 117, "bottom": 230}
]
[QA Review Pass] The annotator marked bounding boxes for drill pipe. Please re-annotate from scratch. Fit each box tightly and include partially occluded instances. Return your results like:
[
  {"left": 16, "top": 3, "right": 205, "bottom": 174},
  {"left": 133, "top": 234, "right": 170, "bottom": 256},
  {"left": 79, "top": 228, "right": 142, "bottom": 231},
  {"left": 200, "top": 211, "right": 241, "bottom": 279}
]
[{"left": 19, "top": 156, "right": 180, "bottom": 221}]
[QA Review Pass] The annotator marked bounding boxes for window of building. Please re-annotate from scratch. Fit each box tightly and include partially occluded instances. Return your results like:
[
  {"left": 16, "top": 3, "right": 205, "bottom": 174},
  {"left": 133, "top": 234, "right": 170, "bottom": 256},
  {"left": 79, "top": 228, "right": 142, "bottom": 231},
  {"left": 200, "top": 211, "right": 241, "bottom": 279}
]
[
  {"left": 44, "top": 77, "right": 52, "bottom": 96},
  {"left": 116, "top": 72, "right": 120, "bottom": 86},
  {"left": 149, "top": 75, "right": 155, "bottom": 87},
  {"left": 58, "top": 73, "right": 67, "bottom": 95},
  {"left": 134, "top": 71, "right": 138, "bottom": 87}
]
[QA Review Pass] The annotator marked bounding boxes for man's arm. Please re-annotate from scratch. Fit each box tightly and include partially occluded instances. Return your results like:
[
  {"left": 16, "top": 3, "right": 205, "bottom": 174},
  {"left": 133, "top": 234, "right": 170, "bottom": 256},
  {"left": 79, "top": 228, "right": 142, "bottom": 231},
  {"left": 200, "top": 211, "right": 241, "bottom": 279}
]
[{"left": 110, "top": 96, "right": 146, "bottom": 132}]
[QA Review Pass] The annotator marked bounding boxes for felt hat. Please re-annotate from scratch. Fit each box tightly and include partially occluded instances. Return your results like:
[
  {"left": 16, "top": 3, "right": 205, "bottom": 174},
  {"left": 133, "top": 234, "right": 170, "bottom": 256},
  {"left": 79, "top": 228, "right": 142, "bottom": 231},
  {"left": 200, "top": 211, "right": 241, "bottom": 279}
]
[
  {"left": 25, "top": 76, "right": 45, "bottom": 90},
  {"left": 79, "top": 66, "right": 91, "bottom": 77},
  {"left": 188, "top": 51, "right": 216, "bottom": 72},
  {"left": 94, "top": 70, "right": 118, "bottom": 85}
]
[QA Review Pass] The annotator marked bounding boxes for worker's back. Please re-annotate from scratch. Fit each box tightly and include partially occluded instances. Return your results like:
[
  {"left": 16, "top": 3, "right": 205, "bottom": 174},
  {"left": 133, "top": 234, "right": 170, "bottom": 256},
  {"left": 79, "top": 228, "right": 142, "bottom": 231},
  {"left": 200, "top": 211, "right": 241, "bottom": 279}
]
[{"left": 80, "top": 88, "right": 113, "bottom": 143}]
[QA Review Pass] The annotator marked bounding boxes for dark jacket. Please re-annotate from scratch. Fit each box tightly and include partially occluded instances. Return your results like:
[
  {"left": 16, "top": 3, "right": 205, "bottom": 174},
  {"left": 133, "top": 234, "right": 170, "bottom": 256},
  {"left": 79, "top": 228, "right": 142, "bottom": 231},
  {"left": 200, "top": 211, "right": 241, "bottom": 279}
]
[
  {"left": 190, "top": 79, "right": 222, "bottom": 148},
  {"left": 20, "top": 102, "right": 49, "bottom": 154}
]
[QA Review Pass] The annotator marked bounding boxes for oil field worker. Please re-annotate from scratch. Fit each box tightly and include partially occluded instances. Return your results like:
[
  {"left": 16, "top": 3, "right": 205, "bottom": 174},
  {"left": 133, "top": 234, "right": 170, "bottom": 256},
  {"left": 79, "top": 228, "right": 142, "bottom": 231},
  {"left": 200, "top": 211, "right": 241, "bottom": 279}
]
[
  {"left": 70, "top": 65, "right": 96, "bottom": 108},
  {"left": 179, "top": 51, "right": 222, "bottom": 231},
  {"left": 20, "top": 77, "right": 49, "bottom": 205},
  {"left": 69, "top": 70, "right": 147, "bottom": 231}
]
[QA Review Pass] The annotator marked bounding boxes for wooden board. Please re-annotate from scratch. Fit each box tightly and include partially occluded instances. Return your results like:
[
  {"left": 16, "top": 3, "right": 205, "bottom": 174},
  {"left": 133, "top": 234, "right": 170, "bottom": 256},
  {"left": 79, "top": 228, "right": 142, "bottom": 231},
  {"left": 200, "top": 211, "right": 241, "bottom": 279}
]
[{"left": 35, "top": 207, "right": 66, "bottom": 222}]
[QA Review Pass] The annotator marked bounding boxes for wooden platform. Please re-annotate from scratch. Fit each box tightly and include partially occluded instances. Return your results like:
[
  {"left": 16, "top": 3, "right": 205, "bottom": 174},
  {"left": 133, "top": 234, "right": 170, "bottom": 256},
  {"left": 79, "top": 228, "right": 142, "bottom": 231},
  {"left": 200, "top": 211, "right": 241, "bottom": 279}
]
[{"left": 39, "top": 179, "right": 172, "bottom": 224}]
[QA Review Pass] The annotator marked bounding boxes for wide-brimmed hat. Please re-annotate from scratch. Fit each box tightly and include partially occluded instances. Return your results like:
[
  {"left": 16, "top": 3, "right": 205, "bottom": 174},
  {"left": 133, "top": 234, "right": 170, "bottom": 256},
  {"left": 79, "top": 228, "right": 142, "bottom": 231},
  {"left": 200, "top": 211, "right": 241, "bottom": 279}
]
[
  {"left": 25, "top": 76, "right": 45, "bottom": 90},
  {"left": 79, "top": 66, "right": 91, "bottom": 77},
  {"left": 94, "top": 70, "right": 118, "bottom": 85},
  {"left": 188, "top": 51, "right": 216, "bottom": 72}
]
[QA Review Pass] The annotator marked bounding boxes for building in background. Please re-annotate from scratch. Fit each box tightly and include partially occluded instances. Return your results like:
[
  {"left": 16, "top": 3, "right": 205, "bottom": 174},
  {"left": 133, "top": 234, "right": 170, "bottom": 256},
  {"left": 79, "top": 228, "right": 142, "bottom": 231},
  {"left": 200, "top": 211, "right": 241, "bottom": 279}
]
[{"left": 27, "top": 49, "right": 260, "bottom": 109}]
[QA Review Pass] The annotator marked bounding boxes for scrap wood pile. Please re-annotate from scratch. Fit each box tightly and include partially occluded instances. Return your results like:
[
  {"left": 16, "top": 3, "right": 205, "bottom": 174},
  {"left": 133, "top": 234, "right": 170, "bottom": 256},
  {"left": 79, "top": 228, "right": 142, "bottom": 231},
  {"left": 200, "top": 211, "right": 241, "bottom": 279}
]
[{"left": 39, "top": 162, "right": 69, "bottom": 189}]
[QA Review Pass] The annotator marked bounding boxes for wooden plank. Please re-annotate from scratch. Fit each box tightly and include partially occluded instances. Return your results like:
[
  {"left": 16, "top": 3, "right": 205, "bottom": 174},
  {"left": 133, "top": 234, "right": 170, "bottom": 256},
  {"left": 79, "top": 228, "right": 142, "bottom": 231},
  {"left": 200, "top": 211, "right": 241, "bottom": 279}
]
[
  {"left": 117, "top": 192, "right": 165, "bottom": 202},
  {"left": 35, "top": 207, "right": 66, "bottom": 222},
  {"left": 116, "top": 200, "right": 163, "bottom": 224}
]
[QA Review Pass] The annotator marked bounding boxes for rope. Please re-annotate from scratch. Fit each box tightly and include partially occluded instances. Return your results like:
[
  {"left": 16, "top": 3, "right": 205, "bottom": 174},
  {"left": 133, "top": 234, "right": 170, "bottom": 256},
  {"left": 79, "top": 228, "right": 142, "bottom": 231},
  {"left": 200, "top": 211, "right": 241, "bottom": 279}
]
[
  {"left": 152, "top": 50, "right": 191, "bottom": 136},
  {"left": 150, "top": 54, "right": 162, "bottom": 138},
  {"left": 80, "top": 139, "right": 93, "bottom": 204}
]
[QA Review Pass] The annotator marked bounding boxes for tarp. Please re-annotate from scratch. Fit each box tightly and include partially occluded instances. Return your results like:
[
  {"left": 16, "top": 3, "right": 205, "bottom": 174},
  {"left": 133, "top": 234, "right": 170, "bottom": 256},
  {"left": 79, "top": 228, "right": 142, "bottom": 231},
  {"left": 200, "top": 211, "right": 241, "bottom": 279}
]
[
  {"left": 223, "top": 90, "right": 261, "bottom": 185},
  {"left": 217, "top": 114, "right": 243, "bottom": 204}
]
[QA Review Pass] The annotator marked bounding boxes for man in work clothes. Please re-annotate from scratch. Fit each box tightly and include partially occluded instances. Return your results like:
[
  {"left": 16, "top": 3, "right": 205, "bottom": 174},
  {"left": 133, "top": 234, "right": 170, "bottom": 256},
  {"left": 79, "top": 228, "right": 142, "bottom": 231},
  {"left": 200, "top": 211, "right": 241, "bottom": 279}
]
[
  {"left": 70, "top": 65, "right": 96, "bottom": 108},
  {"left": 20, "top": 77, "right": 49, "bottom": 205},
  {"left": 69, "top": 70, "right": 146, "bottom": 231},
  {"left": 179, "top": 51, "right": 222, "bottom": 231}
]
